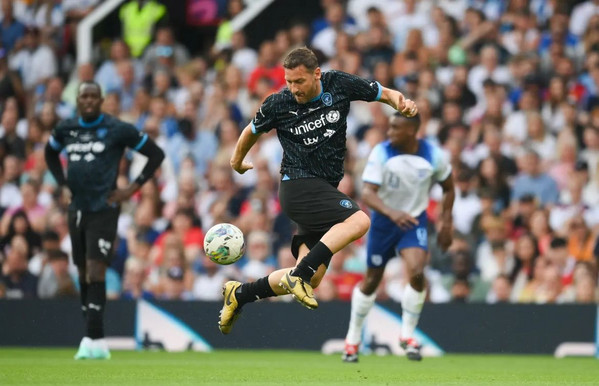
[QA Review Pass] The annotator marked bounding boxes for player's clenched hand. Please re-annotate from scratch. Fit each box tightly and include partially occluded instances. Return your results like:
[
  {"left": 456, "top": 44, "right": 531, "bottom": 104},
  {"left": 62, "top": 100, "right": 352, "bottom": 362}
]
[
  {"left": 437, "top": 225, "right": 453, "bottom": 252},
  {"left": 399, "top": 98, "right": 418, "bottom": 118},
  {"left": 388, "top": 209, "right": 419, "bottom": 230},
  {"left": 230, "top": 160, "right": 253, "bottom": 174}
]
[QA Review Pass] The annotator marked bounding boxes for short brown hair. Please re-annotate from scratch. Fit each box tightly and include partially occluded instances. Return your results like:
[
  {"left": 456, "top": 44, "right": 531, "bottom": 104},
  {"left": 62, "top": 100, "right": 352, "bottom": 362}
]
[{"left": 283, "top": 47, "right": 319, "bottom": 71}]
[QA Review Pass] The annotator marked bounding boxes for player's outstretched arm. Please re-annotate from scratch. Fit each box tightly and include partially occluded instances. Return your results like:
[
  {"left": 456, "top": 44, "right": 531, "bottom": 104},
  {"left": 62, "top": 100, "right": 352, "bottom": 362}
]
[
  {"left": 437, "top": 174, "right": 455, "bottom": 251},
  {"left": 107, "top": 138, "right": 165, "bottom": 205},
  {"left": 230, "top": 123, "right": 262, "bottom": 174},
  {"left": 378, "top": 87, "right": 418, "bottom": 118}
]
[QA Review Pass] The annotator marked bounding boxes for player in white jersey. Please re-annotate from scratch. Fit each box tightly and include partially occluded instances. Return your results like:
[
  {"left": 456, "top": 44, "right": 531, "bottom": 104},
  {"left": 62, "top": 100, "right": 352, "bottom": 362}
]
[{"left": 342, "top": 113, "right": 455, "bottom": 362}]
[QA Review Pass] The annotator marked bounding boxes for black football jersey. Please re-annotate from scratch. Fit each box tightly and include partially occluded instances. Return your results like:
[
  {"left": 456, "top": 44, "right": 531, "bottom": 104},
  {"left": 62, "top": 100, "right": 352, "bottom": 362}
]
[
  {"left": 251, "top": 70, "right": 382, "bottom": 185},
  {"left": 49, "top": 114, "right": 147, "bottom": 212}
]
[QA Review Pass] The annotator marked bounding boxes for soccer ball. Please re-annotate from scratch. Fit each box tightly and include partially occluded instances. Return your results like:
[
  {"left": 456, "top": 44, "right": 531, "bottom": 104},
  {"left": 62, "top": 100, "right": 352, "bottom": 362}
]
[{"left": 203, "top": 223, "right": 245, "bottom": 265}]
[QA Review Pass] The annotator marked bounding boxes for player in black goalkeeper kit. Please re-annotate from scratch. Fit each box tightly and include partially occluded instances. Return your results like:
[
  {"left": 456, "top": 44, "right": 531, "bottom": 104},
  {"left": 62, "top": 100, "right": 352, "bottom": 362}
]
[
  {"left": 218, "top": 47, "right": 418, "bottom": 334},
  {"left": 45, "top": 82, "right": 164, "bottom": 359}
]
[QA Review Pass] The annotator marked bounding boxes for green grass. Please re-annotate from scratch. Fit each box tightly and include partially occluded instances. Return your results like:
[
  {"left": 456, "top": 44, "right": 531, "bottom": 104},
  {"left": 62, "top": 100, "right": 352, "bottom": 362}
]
[{"left": 0, "top": 349, "right": 598, "bottom": 385}]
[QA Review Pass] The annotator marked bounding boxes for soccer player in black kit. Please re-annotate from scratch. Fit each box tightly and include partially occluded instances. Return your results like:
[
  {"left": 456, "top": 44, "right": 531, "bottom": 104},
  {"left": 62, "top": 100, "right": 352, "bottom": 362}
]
[
  {"left": 45, "top": 82, "right": 164, "bottom": 359},
  {"left": 218, "top": 47, "right": 418, "bottom": 334}
]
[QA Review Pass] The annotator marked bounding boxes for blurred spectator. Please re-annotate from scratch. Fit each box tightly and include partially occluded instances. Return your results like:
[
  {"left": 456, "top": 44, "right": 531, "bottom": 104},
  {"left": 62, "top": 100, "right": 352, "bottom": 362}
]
[
  {"left": 149, "top": 236, "right": 193, "bottom": 299},
  {"left": 28, "top": 230, "right": 60, "bottom": 276},
  {"left": 1, "top": 235, "right": 37, "bottom": 298},
  {"left": 0, "top": 108, "right": 25, "bottom": 159},
  {"left": 37, "top": 249, "right": 77, "bottom": 299},
  {"left": 121, "top": 256, "right": 153, "bottom": 300},
  {"left": 35, "top": 76, "right": 74, "bottom": 119},
  {"left": 549, "top": 173, "right": 598, "bottom": 235},
  {"left": 229, "top": 31, "right": 258, "bottom": 80},
  {"left": 467, "top": 45, "right": 512, "bottom": 101},
  {"left": 487, "top": 274, "right": 512, "bottom": 304},
  {"left": 525, "top": 111, "right": 555, "bottom": 163},
  {"left": 159, "top": 266, "right": 191, "bottom": 300},
  {"left": 509, "top": 233, "right": 540, "bottom": 301},
  {"left": 213, "top": 0, "right": 244, "bottom": 52},
  {"left": 529, "top": 209, "right": 552, "bottom": 255},
  {"left": 165, "top": 117, "right": 217, "bottom": 176},
  {"left": 442, "top": 250, "right": 487, "bottom": 302},
  {"left": 571, "top": 262, "right": 598, "bottom": 303},
  {"left": 142, "top": 26, "right": 190, "bottom": 74},
  {"left": 0, "top": 209, "right": 41, "bottom": 259},
  {"left": 569, "top": 0, "right": 599, "bottom": 37},
  {"left": 119, "top": 0, "right": 168, "bottom": 58},
  {"left": 241, "top": 230, "right": 276, "bottom": 282},
  {"left": 1, "top": 179, "right": 47, "bottom": 234},
  {"left": 151, "top": 208, "right": 203, "bottom": 266},
  {"left": 247, "top": 41, "right": 285, "bottom": 96},
  {"left": 312, "top": 1, "right": 358, "bottom": 58},
  {"left": 0, "top": 0, "right": 26, "bottom": 52},
  {"left": 477, "top": 156, "right": 511, "bottom": 211},
  {"left": 9, "top": 26, "right": 57, "bottom": 92},
  {"left": 548, "top": 131, "right": 578, "bottom": 190},
  {"left": 451, "top": 278, "right": 471, "bottom": 302},
  {"left": 566, "top": 217, "right": 596, "bottom": 263},
  {"left": 192, "top": 255, "right": 227, "bottom": 301},
  {"left": 545, "top": 237, "right": 576, "bottom": 288},
  {"left": 452, "top": 167, "right": 481, "bottom": 234},
  {"left": 95, "top": 40, "right": 140, "bottom": 92},
  {"left": 511, "top": 149, "right": 559, "bottom": 206}
]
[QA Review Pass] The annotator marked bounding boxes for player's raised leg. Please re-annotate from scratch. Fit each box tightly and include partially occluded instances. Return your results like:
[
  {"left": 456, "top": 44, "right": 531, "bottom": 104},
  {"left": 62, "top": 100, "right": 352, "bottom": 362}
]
[
  {"left": 281, "top": 211, "right": 370, "bottom": 309},
  {"left": 399, "top": 247, "right": 428, "bottom": 361},
  {"left": 219, "top": 243, "right": 328, "bottom": 334}
]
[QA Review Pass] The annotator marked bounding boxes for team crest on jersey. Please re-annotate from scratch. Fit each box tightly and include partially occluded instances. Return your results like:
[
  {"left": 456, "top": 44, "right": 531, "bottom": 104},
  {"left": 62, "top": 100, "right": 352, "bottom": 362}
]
[
  {"left": 97, "top": 128, "right": 107, "bottom": 138},
  {"left": 326, "top": 110, "right": 340, "bottom": 123},
  {"left": 321, "top": 92, "right": 333, "bottom": 106},
  {"left": 339, "top": 199, "right": 353, "bottom": 209}
]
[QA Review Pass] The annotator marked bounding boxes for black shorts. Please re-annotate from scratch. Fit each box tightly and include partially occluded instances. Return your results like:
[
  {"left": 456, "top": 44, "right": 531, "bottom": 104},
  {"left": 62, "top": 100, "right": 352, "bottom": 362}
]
[
  {"left": 68, "top": 208, "right": 119, "bottom": 266},
  {"left": 279, "top": 177, "right": 360, "bottom": 258}
]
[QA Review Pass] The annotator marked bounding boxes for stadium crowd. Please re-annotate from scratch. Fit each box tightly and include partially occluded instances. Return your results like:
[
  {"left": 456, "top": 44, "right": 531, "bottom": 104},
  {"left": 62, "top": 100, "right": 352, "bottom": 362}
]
[{"left": 0, "top": 0, "right": 598, "bottom": 305}]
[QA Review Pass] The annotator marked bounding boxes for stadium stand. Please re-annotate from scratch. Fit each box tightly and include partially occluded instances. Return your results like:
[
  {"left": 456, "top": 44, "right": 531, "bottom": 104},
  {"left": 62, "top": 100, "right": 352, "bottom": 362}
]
[{"left": 0, "top": 0, "right": 597, "bottom": 305}]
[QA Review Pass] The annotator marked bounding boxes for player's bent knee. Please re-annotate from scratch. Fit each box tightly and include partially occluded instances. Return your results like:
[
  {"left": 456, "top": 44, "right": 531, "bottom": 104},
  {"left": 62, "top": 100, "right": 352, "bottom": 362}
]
[{"left": 349, "top": 211, "right": 370, "bottom": 238}]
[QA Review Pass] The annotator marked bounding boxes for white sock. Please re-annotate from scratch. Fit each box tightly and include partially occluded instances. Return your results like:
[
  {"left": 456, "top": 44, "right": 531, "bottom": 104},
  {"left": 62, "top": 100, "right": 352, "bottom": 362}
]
[
  {"left": 345, "top": 285, "right": 377, "bottom": 345},
  {"left": 401, "top": 284, "right": 426, "bottom": 340}
]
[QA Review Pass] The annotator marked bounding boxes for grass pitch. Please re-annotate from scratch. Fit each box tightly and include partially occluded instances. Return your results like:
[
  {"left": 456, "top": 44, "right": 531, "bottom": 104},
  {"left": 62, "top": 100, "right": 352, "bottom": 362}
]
[{"left": 0, "top": 348, "right": 598, "bottom": 385}]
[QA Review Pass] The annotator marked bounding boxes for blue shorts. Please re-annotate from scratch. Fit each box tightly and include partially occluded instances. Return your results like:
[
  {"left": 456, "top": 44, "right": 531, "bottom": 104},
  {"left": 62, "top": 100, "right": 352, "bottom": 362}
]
[{"left": 366, "top": 211, "right": 428, "bottom": 268}]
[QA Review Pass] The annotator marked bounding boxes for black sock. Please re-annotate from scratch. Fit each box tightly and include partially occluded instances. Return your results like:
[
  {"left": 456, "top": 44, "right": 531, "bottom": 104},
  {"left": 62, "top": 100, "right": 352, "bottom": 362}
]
[
  {"left": 235, "top": 276, "right": 276, "bottom": 307},
  {"left": 79, "top": 279, "right": 88, "bottom": 319},
  {"left": 292, "top": 241, "right": 333, "bottom": 282},
  {"left": 86, "top": 281, "right": 106, "bottom": 339}
]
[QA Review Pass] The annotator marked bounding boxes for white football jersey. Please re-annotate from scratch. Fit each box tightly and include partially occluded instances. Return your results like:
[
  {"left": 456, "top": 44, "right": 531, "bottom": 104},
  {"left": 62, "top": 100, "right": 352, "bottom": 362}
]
[{"left": 362, "top": 139, "right": 451, "bottom": 217}]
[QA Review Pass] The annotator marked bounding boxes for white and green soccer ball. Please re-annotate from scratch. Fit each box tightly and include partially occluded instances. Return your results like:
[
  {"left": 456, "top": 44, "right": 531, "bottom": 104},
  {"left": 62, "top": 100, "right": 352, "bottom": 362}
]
[{"left": 203, "top": 223, "right": 245, "bottom": 265}]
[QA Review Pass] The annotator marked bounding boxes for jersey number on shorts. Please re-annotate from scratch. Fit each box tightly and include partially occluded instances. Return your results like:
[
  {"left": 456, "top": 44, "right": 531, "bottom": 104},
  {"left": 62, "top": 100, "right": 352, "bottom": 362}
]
[{"left": 416, "top": 228, "right": 427, "bottom": 247}]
